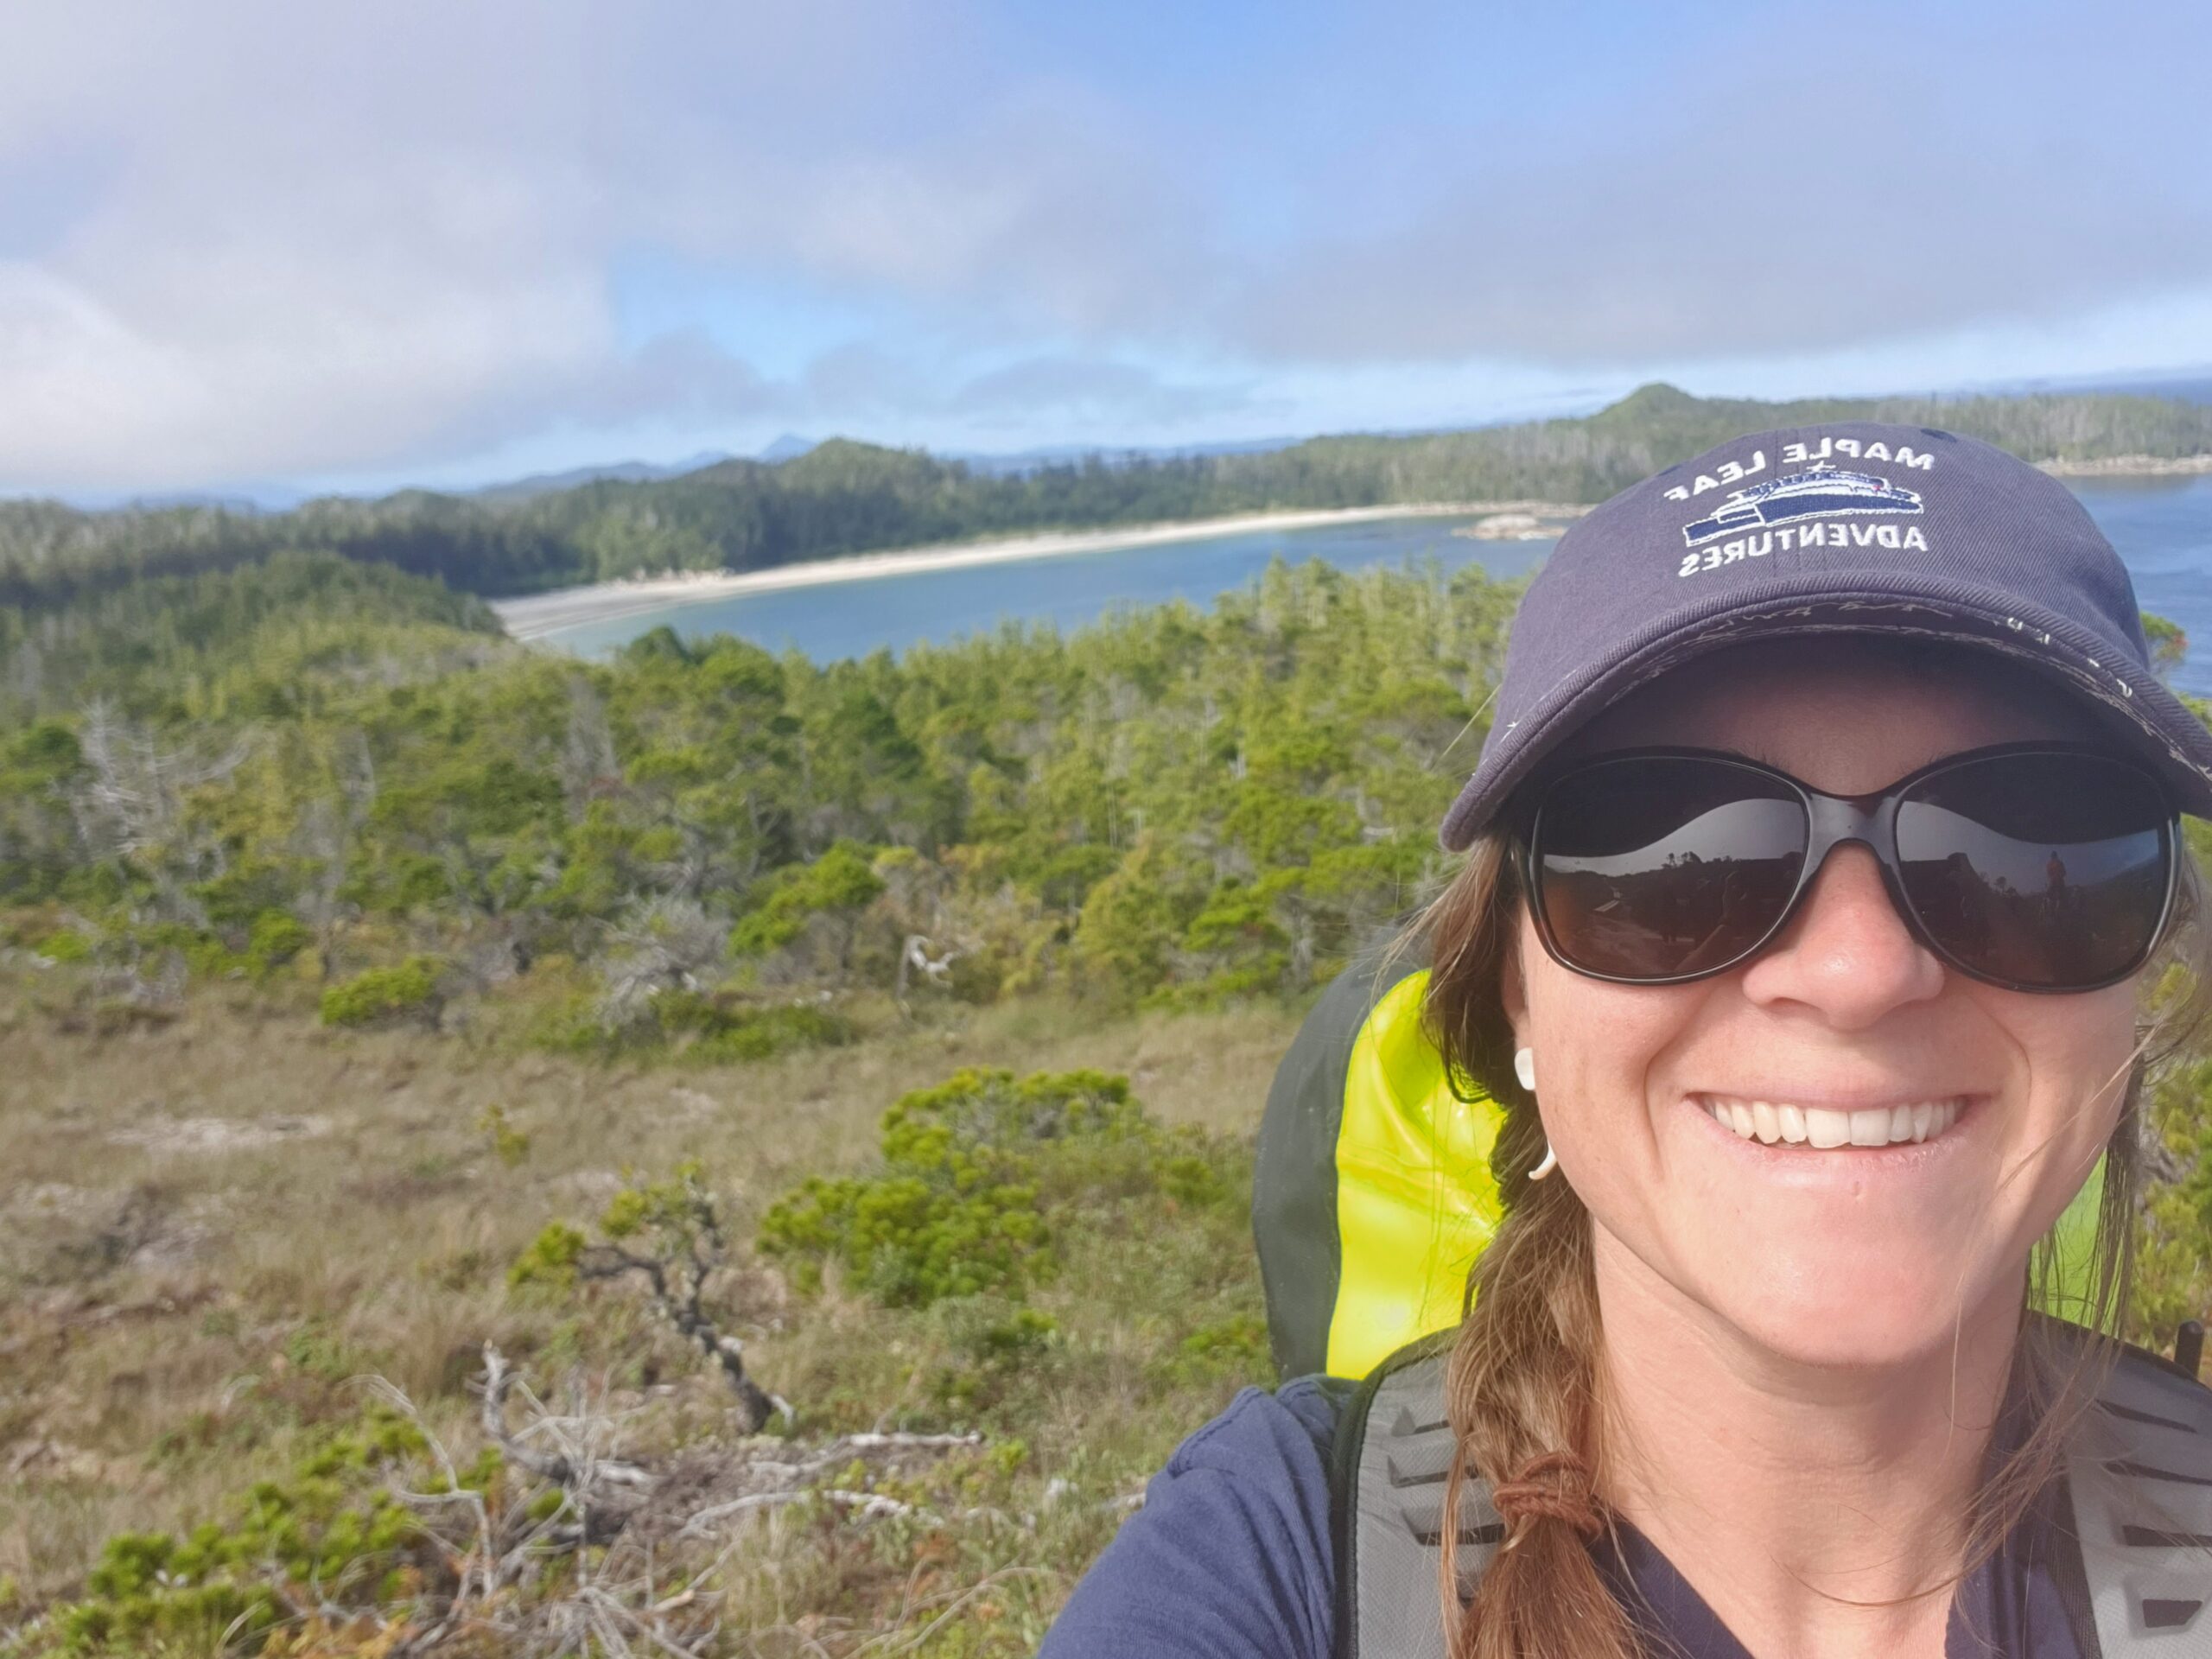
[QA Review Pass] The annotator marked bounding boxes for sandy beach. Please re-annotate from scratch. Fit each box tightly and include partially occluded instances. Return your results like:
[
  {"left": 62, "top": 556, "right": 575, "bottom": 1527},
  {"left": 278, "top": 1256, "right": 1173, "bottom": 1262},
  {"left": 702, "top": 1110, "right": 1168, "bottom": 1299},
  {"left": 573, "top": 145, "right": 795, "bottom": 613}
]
[{"left": 491, "top": 502, "right": 1583, "bottom": 641}]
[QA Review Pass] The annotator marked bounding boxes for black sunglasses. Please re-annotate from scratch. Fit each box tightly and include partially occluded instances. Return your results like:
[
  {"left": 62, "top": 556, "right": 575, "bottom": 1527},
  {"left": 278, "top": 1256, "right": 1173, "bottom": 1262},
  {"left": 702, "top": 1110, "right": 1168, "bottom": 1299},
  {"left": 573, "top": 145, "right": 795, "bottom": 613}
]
[{"left": 1521, "top": 743, "right": 2179, "bottom": 994}]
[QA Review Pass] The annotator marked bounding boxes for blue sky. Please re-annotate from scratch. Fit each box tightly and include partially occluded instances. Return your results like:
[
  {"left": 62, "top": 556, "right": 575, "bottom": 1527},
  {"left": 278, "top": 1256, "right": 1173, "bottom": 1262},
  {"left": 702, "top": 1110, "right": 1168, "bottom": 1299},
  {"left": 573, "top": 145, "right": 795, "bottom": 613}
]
[{"left": 2, "top": 0, "right": 2209, "bottom": 499}]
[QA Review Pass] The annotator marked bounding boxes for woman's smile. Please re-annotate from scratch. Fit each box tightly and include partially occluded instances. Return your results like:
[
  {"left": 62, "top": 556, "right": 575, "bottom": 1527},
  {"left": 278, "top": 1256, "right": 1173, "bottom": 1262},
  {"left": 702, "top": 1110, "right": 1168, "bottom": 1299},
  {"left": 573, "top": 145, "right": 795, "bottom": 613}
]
[{"left": 1692, "top": 1091, "right": 1970, "bottom": 1149}]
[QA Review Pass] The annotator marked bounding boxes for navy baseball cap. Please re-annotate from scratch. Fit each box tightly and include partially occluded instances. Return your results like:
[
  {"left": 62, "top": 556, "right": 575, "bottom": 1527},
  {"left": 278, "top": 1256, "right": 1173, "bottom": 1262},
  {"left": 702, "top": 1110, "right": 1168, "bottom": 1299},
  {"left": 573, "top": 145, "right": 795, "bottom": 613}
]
[{"left": 1440, "top": 421, "right": 2212, "bottom": 852}]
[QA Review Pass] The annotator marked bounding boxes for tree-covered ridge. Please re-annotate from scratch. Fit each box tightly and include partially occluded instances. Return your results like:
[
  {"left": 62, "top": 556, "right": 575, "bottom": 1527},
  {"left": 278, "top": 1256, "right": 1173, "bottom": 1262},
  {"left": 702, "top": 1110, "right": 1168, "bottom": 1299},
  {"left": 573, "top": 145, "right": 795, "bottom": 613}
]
[
  {"left": 6, "top": 385, "right": 2209, "bottom": 607},
  {"left": 0, "top": 551, "right": 1518, "bottom": 1034},
  {"left": 0, "top": 551, "right": 505, "bottom": 723}
]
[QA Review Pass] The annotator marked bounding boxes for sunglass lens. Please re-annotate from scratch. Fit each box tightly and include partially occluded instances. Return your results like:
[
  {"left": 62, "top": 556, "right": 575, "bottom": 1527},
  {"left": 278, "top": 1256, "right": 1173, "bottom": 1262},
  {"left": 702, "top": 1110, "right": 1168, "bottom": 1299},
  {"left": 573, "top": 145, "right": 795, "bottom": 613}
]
[
  {"left": 1897, "top": 753, "right": 2171, "bottom": 988},
  {"left": 1535, "top": 758, "right": 1808, "bottom": 980}
]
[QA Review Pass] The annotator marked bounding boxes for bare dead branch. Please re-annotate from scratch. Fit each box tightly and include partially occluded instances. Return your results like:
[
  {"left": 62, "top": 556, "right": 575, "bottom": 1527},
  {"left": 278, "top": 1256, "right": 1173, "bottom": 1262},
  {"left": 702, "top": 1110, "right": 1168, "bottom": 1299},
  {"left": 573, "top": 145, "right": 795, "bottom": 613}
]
[{"left": 480, "top": 1343, "right": 656, "bottom": 1491}]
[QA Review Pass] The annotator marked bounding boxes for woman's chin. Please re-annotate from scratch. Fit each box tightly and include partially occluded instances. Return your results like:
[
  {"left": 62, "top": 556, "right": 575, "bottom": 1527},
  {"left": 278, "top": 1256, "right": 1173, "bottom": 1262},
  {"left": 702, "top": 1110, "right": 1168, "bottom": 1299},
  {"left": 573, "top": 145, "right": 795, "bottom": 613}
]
[
  {"left": 1624, "top": 1090, "right": 2050, "bottom": 1369},
  {"left": 1684, "top": 1255, "right": 2018, "bottom": 1375}
]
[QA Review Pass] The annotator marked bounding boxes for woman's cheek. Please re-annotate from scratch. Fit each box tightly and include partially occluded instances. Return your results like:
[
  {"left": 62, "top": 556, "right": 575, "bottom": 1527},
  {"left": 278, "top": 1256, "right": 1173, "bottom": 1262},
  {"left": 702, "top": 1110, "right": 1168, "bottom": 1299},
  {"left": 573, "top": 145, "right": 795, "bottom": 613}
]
[
  {"left": 1521, "top": 958, "right": 1703, "bottom": 1179},
  {"left": 1998, "top": 982, "right": 2137, "bottom": 1226}
]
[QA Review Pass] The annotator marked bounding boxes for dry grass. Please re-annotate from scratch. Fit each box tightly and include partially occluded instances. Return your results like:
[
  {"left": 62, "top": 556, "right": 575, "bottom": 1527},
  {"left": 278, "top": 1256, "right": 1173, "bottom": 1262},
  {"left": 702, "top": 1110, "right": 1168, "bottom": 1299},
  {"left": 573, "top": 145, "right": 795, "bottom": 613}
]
[{"left": 0, "top": 986, "right": 1303, "bottom": 1611}]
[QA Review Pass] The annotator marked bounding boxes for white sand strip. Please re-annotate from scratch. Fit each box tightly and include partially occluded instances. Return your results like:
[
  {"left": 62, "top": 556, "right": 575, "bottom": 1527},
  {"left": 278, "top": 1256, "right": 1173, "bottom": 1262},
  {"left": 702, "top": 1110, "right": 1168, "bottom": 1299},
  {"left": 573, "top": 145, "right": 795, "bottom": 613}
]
[
  {"left": 2040, "top": 454, "right": 2212, "bottom": 478},
  {"left": 490, "top": 502, "right": 1576, "bottom": 641}
]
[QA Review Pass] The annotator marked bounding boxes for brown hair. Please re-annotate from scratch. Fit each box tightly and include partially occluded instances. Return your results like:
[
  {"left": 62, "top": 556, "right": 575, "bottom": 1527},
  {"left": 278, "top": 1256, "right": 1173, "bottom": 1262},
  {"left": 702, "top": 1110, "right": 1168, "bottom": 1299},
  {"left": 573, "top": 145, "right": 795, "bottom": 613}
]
[{"left": 1393, "top": 824, "right": 2209, "bottom": 1659}]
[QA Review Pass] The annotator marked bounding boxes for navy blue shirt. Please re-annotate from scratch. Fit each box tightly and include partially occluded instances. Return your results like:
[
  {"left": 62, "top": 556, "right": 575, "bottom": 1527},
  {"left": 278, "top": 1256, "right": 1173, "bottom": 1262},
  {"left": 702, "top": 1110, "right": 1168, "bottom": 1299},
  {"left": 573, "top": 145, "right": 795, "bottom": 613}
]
[{"left": 1041, "top": 1379, "right": 2089, "bottom": 1659}]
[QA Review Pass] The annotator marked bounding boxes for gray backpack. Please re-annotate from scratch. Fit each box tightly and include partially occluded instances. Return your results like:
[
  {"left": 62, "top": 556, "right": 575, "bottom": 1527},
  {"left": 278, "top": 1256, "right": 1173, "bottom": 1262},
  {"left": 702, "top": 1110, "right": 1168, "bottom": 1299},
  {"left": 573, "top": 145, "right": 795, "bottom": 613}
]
[{"left": 1332, "top": 1331, "right": 2212, "bottom": 1657}]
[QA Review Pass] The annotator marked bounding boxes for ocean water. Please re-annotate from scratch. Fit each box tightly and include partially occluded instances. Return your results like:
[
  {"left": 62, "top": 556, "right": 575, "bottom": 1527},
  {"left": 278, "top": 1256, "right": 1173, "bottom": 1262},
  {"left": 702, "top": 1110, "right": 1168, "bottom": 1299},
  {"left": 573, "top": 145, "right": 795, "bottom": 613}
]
[
  {"left": 2074, "top": 475, "right": 2212, "bottom": 696},
  {"left": 528, "top": 476, "right": 2212, "bottom": 697}
]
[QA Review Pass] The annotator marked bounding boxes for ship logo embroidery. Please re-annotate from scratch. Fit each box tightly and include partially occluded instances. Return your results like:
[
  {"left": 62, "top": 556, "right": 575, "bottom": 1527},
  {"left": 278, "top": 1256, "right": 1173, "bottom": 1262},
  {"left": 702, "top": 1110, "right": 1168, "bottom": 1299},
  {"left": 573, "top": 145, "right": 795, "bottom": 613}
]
[{"left": 1681, "top": 463, "right": 1923, "bottom": 547}]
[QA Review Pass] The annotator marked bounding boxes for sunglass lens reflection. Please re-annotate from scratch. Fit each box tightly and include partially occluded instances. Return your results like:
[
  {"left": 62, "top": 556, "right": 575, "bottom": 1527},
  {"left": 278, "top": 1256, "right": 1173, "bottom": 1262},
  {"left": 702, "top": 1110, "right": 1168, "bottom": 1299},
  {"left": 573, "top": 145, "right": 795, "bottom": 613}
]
[
  {"left": 1536, "top": 758, "right": 1808, "bottom": 979},
  {"left": 1897, "top": 753, "right": 2171, "bottom": 988}
]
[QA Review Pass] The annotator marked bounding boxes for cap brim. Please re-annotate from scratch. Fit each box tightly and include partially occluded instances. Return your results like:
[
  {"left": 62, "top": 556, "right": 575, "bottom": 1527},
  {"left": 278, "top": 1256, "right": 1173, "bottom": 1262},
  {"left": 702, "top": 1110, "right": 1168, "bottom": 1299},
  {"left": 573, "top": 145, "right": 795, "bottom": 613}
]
[{"left": 1440, "top": 569, "right": 2212, "bottom": 852}]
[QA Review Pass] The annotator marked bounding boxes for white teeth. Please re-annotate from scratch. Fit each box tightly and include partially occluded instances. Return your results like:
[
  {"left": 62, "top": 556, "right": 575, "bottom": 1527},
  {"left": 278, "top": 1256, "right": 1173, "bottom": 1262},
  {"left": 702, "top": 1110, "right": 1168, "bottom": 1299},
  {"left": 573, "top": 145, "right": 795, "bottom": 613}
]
[
  {"left": 1807, "top": 1108, "right": 1852, "bottom": 1148},
  {"left": 1707, "top": 1097, "right": 1963, "bottom": 1149}
]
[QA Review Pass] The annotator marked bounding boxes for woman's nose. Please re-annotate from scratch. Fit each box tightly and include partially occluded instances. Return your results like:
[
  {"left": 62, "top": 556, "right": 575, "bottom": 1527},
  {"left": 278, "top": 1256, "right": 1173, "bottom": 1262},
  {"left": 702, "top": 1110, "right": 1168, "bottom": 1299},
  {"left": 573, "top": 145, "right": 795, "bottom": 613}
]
[{"left": 1736, "top": 843, "right": 1947, "bottom": 1026}]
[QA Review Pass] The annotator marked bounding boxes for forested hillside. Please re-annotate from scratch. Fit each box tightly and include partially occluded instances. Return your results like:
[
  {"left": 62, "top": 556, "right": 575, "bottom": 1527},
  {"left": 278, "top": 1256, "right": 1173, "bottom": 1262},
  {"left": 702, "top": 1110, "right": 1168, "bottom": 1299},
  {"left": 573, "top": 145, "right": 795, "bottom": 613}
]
[
  {"left": 6, "top": 385, "right": 2210, "bottom": 608},
  {"left": 0, "top": 550, "right": 1510, "bottom": 1027}
]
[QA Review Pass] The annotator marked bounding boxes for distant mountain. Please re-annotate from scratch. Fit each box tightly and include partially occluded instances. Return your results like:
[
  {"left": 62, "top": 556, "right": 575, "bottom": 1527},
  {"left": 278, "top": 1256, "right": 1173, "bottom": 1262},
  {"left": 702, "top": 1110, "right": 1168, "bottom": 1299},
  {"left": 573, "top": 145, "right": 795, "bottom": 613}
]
[
  {"left": 472, "top": 451, "right": 732, "bottom": 503},
  {"left": 2050, "top": 370, "right": 2212, "bottom": 406},
  {"left": 117, "top": 492, "right": 275, "bottom": 515},
  {"left": 758, "top": 434, "right": 819, "bottom": 463},
  {"left": 9, "top": 383, "right": 2212, "bottom": 611},
  {"left": 53, "top": 483, "right": 309, "bottom": 513}
]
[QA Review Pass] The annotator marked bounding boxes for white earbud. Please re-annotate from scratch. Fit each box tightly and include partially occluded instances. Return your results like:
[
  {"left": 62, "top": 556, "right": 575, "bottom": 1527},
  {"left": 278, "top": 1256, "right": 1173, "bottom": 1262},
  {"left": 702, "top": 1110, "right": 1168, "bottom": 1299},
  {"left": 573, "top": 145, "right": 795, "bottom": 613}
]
[{"left": 1514, "top": 1047, "right": 1557, "bottom": 1179}]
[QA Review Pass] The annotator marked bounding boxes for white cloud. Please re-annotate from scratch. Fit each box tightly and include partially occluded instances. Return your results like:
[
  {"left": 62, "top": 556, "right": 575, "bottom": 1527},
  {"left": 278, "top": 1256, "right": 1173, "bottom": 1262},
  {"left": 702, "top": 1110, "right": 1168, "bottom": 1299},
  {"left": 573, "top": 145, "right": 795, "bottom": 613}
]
[
  {"left": 0, "top": 3, "right": 620, "bottom": 486},
  {"left": 0, "top": 0, "right": 1213, "bottom": 489},
  {"left": 0, "top": 0, "right": 2208, "bottom": 493}
]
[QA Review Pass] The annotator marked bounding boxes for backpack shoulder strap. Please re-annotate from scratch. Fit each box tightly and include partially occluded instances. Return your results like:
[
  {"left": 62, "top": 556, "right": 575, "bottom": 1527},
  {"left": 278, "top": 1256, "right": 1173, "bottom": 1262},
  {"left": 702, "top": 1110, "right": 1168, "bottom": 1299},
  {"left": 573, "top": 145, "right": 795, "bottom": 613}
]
[
  {"left": 1331, "top": 1332, "right": 1499, "bottom": 1659},
  {"left": 2069, "top": 1342, "right": 2212, "bottom": 1651}
]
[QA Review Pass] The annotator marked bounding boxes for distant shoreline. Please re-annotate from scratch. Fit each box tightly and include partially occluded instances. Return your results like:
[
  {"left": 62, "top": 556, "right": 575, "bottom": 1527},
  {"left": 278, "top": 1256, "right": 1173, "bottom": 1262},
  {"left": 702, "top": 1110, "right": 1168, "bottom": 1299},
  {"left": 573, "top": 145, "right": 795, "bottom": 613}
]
[
  {"left": 2040, "top": 454, "right": 2212, "bottom": 477},
  {"left": 491, "top": 501, "right": 1585, "bottom": 642},
  {"left": 488, "top": 462, "right": 2207, "bottom": 644}
]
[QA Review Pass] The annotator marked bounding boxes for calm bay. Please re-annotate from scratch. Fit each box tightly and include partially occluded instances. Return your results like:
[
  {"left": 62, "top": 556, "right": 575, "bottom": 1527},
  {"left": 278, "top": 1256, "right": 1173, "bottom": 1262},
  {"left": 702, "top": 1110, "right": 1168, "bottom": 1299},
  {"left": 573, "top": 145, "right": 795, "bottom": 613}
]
[{"left": 518, "top": 476, "right": 2212, "bottom": 698}]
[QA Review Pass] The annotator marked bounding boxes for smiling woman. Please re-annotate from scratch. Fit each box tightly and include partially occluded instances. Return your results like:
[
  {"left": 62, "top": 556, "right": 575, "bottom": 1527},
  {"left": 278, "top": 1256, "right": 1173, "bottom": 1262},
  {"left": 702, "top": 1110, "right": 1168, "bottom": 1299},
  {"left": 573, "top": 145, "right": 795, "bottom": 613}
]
[{"left": 1040, "top": 426, "right": 2212, "bottom": 1659}]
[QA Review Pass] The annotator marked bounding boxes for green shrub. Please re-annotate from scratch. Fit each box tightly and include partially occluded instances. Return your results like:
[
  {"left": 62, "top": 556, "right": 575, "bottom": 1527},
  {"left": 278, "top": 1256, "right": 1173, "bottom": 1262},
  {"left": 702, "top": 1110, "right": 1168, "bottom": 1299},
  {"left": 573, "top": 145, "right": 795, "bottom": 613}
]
[
  {"left": 2145, "top": 609, "right": 2189, "bottom": 678},
  {"left": 532, "top": 987, "right": 853, "bottom": 1066},
  {"left": 509, "top": 1220, "right": 588, "bottom": 1288},
  {"left": 30, "top": 927, "right": 92, "bottom": 963},
  {"left": 1153, "top": 1313, "right": 1273, "bottom": 1391},
  {"left": 761, "top": 1170, "right": 1045, "bottom": 1306},
  {"left": 758, "top": 1067, "right": 1230, "bottom": 1309},
  {"left": 2134, "top": 1054, "right": 2212, "bottom": 1346},
  {"left": 112, "top": 921, "right": 242, "bottom": 982},
  {"left": 479, "top": 1104, "right": 531, "bottom": 1166},
  {"left": 931, "top": 1299, "right": 1063, "bottom": 1413},
  {"left": 244, "top": 910, "right": 312, "bottom": 978},
  {"left": 730, "top": 841, "right": 886, "bottom": 957},
  {"left": 318, "top": 956, "right": 442, "bottom": 1027},
  {"left": 33, "top": 1406, "right": 444, "bottom": 1656},
  {"left": 679, "top": 999, "right": 852, "bottom": 1065}
]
